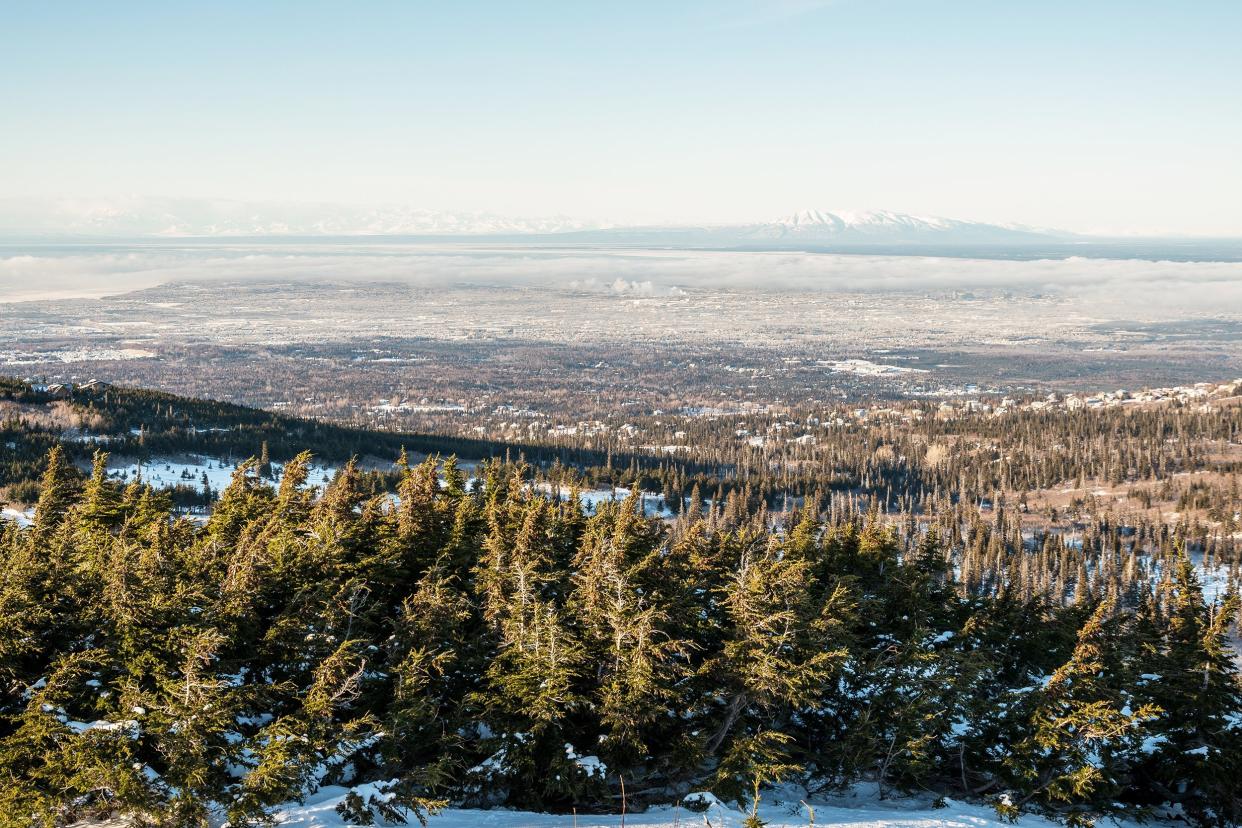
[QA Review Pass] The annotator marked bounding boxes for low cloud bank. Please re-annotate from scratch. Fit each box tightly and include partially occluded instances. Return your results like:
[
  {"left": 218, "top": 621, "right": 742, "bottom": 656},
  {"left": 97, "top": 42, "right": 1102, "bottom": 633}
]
[{"left": 2, "top": 243, "right": 1241, "bottom": 315}]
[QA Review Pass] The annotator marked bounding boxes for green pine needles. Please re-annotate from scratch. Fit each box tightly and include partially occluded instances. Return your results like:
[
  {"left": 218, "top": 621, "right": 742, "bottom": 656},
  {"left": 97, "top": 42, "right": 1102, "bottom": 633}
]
[{"left": 0, "top": 450, "right": 1239, "bottom": 826}]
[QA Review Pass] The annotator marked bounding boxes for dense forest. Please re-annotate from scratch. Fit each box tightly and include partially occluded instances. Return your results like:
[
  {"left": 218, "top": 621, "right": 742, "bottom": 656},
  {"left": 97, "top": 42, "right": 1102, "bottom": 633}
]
[
  {"left": 0, "top": 379, "right": 626, "bottom": 509},
  {"left": 2, "top": 443, "right": 1239, "bottom": 827},
  {"left": 6, "top": 379, "right": 1242, "bottom": 530}
]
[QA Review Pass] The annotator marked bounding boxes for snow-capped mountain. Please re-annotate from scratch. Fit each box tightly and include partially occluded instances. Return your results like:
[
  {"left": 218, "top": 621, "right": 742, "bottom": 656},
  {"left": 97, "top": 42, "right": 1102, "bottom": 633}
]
[
  {"left": 0, "top": 197, "right": 602, "bottom": 237},
  {"left": 737, "top": 209, "right": 1059, "bottom": 243},
  {"left": 553, "top": 209, "right": 1064, "bottom": 246},
  {"left": 0, "top": 198, "right": 1064, "bottom": 244}
]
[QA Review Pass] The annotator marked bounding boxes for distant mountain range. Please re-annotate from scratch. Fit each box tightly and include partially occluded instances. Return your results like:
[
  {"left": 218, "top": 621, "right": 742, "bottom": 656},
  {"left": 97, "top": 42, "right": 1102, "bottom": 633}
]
[
  {"left": 745, "top": 209, "right": 1059, "bottom": 243},
  {"left": 0, "top": 197, "right": 1067, "bottom": 244},
  {"left": 0, "top": 197, "right": 598, "bottom": 238},
  {"left": 563, "top": 210, "right": 1063, "bottom": 246}
]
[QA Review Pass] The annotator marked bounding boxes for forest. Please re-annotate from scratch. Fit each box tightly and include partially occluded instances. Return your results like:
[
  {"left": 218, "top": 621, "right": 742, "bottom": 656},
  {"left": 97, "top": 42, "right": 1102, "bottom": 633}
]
[
  {"left": 1, "top": 437, "right": 1239, "bottom": 827},
  {"left": 6, "top": 1, "right": 1242, "bottom": 825}
]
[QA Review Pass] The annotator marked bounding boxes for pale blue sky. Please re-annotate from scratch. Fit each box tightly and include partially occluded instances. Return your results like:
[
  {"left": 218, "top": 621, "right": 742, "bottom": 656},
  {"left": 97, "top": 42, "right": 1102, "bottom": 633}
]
[{"left": 3, "top": 1, "right": 1240, "bottom": 234}]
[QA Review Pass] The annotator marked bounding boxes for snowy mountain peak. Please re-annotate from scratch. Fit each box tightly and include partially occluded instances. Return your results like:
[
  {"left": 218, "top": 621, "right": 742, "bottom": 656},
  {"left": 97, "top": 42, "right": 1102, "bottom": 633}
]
[
  {"left": 776, "top": 210, "right": 961, "bottom": 232},
  {"left": 749, "top": 209, "right": 1056, "bottom": 243},
  {"left": 0, "top": 197, "right": 1066, "bottom": 244}
]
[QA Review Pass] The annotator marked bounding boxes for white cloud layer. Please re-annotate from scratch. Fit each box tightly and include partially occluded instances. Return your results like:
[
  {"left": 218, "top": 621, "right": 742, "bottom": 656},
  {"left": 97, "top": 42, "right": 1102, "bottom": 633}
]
[{"left": 2, "top": 243, "right": 1241, "bottom": 317}]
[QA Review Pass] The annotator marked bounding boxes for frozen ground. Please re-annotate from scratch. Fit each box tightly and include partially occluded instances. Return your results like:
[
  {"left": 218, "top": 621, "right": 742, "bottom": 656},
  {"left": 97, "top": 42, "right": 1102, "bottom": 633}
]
[
  {"left": 63, "top": 787, "right": 1151, "bottom": 828},
  {"left": 104, "top": 455, "right": 341, "bottom": 493},
  {"left": 540, "top": 483, "right": 677, "bottom": 518},
  {"left": 1, "top": 507, "right": 33, "bottom": 527},
  {"left": 102, "top": 457, "right": 675, "bottom": 517},
  {"left": 822, "top": 359, "right": 928, "bottom": 377},
  {"left": 0, "top": 450, "right": 678, "bottom": 523},
  {"left": 272, "top": 784, "right": 1133, "bottom": 828},
  {"left": 96, "top": 455, "right": 677, "bottom": 520}
]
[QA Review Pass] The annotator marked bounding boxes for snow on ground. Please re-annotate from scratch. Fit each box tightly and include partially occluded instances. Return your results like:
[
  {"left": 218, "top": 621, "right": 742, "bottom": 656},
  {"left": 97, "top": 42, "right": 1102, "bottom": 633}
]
[
  {"left": 819, "top": 359, "right": 929, "bottom": 377},
  {"left": 0, "top": 347, "right": 156, "bottom": 365},
  {"left": 272, "top": 784, "right": 1119, "bottom": 828},
  {"left": 105, "top": 455, "right": 340, "bottom": 493},
  {"left": 1192, "top": 560, "right": 1234, "bottom": 605},
  {"left": 1, "top": 507, "right": 34, "bottom": 527},
  {"left": 98, "top": 457, "right": 676, "bottom": 519},
  {"left": 1145, "top": 548, "right": 1235, "bottom": 604},
  {"left": 539, "top": 483, "right": 676, "bottom": 519}
]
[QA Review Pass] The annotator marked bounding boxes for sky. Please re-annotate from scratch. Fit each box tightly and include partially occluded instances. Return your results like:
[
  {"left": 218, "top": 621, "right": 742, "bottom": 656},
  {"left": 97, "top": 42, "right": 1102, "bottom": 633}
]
[{"left": 3, "top": 1, "right": 1241, "bottom": 235}]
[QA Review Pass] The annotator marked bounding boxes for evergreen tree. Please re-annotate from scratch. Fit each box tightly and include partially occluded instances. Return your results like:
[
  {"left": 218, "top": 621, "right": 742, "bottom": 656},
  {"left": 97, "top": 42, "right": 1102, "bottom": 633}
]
[
  {"left": 32, "top": 445, "right": 75, "bottom": 537},
  {"left": 1137, "top": 554, "right": 1242, "bottom": 824},
  {"left": 1004, "top": 599, "right": 1158, "bottom": 821}
]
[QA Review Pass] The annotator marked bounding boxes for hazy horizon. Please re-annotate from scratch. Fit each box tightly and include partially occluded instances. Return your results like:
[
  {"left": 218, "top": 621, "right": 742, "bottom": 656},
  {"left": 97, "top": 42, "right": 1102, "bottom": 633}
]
[{"left": 4, "top": 196, "right": 1242, "bottom": 242}]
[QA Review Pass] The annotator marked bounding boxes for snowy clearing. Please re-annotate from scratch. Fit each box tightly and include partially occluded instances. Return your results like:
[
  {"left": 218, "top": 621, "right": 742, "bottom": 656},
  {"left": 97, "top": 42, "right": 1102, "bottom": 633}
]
[
  {"left": 820, "top": 359, "right": 929, "bottom": 377},
  {"left": 104, "top": 455, "right": 340, "bottom": 493},
  {"left": 1, "top": 507, "right": 34, "bottom": 527},
  {"left": 538, "top": 483, "right": 676, "bottom": 518}
]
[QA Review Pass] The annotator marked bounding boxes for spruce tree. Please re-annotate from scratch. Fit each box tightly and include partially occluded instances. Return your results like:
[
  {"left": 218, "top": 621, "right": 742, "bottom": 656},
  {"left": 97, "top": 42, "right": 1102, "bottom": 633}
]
[{"left": 1004, "top": 599, "right": 1158, "bottom": 820}]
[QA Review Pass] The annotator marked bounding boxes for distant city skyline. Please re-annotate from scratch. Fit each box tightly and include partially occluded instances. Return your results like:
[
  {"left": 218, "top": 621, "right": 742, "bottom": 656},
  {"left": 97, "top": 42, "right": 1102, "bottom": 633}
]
[{"left": 4, "top": 1, "right": 1240, "bottom": 236}]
